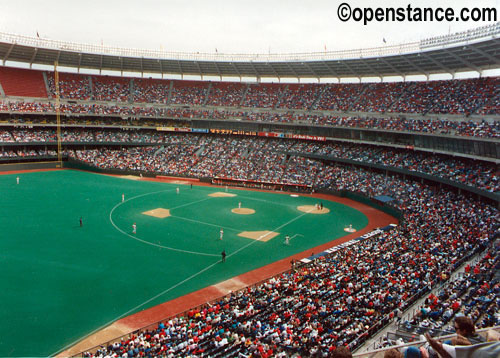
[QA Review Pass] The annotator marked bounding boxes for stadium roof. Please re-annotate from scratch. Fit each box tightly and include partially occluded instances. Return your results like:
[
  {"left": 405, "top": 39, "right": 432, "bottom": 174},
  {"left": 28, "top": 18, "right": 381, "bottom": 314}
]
[{"left": 0, "top": 23, "right": 499, "bottom": 80}]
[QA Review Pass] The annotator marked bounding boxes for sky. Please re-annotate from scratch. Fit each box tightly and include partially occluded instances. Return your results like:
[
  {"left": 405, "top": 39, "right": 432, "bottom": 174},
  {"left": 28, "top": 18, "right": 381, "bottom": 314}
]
[{"left": 0, "top": 0, "right": 498, "bottom": 80}]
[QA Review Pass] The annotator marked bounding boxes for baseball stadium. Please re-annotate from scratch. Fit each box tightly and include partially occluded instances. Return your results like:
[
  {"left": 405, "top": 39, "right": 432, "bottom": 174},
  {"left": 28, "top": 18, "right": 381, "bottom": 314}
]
[{"left": 0, "top": 13, "right": 499, "bottom": 358}]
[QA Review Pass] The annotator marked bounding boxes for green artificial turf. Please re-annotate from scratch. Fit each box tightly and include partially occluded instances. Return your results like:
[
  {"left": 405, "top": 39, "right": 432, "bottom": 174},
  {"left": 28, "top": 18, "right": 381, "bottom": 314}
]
[{"left": 0, "top": 170, "right": 368, "bottom": 356}]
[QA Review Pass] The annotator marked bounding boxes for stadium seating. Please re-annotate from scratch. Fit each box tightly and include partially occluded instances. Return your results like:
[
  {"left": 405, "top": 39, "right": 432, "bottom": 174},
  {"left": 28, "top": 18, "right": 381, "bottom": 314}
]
[
  {"left": 133, "top": 78, "right": 171, "bottom": 104},
  {"left": 92, "top": 75, "right": 131, "bottom": 102},
  {"left": 206, "top": 82, "right": 246, "bottom": 107},
  {"left": 4, "top": 130, "right": 498, "bottom": 192},
  {"left": 1, "top": 66, "right": 497, "bottom": 115},
  {"left": 170, "top": 80, "right": 208, "bottom": 105},
  {"left": 314, "top": 83, "right": 365, "bottom": 111},
  {"left": 78, "top": 163, "right": 498, "bottom": 357},
  {"left": 277, "top": 83, "right": 322, "bottom": 110},
  {"left": 0, "top": 64, "right": 498, "bottom": 356},
  {"left": 242, "top": 83, "right": 283, "bottom": 108},
  {"left": 0, "top": 67, "right": 48, "bottom": 98},
  {"left": 1, "top": 99, "right": 498, "bottom": 137},
  {"left": 350, "top": 82, "right": 407, "bottom": 113},
  {"left": 47, "top": 72, "right": 92, "bottom": 100}
]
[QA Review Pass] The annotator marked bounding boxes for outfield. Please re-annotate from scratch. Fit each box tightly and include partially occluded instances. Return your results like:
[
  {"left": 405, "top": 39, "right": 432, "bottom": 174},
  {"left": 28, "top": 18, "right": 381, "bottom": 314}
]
[{"left": 0, "top": 169, "right": 374, "bottom": 356}]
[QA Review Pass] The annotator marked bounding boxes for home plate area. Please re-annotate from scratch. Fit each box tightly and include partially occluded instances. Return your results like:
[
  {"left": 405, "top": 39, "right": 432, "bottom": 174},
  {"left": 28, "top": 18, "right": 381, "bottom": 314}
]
[
  {"left": 142, "top": 208, "right": 171, "bottom": 218},
  {"left": 237, "top": 231, "right": 279, "bottom": 242}
]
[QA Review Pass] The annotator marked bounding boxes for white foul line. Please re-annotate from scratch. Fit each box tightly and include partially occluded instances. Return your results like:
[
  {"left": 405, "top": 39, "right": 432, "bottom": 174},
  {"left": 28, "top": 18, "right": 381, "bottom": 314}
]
[
  {"left": 227, "top": 207, "right": 314, "bottom": 259},
  {"left": 50, "top": 258, "right": 221, "bottom": 357},
  {"left": 69, "top": 190, "right": 316, "bottom": 358}
]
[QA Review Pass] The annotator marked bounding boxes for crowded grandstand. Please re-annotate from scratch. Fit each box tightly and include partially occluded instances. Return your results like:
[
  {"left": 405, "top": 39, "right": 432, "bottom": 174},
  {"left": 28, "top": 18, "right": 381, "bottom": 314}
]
[{"left": 0, "top": 22, "right": 498, "bottom": 358}]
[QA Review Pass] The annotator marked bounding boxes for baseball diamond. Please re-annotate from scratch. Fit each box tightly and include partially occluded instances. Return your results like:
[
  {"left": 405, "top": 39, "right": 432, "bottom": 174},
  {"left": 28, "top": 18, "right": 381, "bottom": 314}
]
[{"left": 0, "top": 169, "right": 390, "bottom": 356}]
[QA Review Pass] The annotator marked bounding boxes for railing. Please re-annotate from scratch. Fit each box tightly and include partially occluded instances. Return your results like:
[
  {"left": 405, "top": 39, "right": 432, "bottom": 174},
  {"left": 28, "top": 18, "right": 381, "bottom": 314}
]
[
  {"left": 0, "top": 31, "right": 418, "bottom": 61},
  {"left": 353, "top": 326, "right": 500, "bottom": 358},
  {"left": 364, "top": 243, "right": 499, "bottom": 352},
  {"left": 350, "top": 285, "right": 431, "bottom": 353},
  {"left": 420, "top": 22, "right": 500, "bottom": 48},
  {"left": 0, "top": 22, "right": 498, "bottom": 62}
]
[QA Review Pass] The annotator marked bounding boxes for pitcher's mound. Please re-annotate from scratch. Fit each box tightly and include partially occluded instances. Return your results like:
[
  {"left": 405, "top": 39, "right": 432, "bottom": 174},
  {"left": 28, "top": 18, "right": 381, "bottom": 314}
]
[
  {"left": 232, "top": 208, "right": 255, "bottom": 215},
  {"left": 297, "top": 205, "right": 330, "bottom": 214},
  {"left": 238, "top": 231, "right": 279, "bottom": 242},
  {"left": 142, "top": 208, "right": 171, "bottom": 218},
  {"left": 209, "top": 192, "right": 237, "bottom": 197}
]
